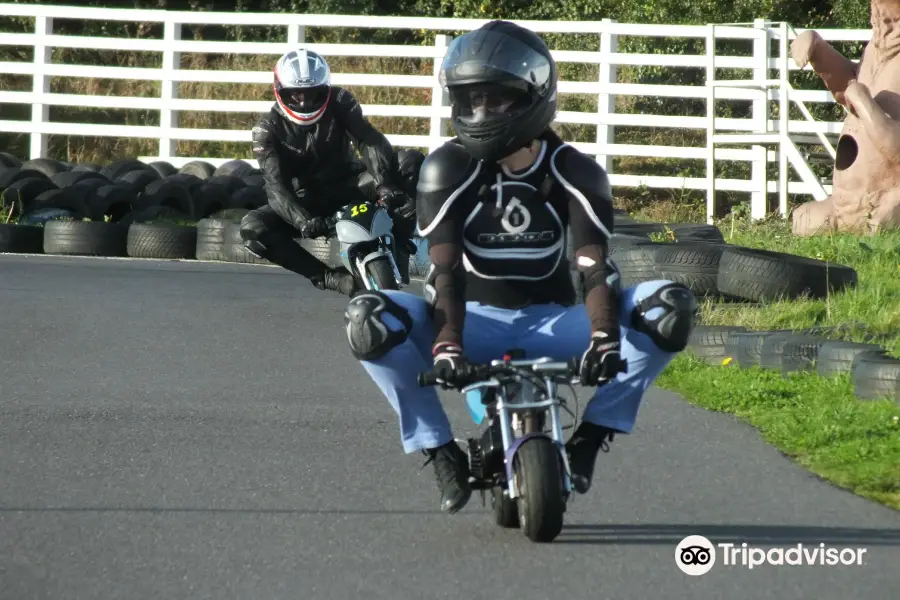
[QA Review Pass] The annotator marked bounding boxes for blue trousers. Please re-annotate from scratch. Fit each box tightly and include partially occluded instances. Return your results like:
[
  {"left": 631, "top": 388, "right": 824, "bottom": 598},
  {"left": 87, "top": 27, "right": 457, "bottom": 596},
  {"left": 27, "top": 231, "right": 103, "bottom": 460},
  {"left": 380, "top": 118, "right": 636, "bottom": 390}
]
[{"left": 359, "top": 280, "right": 680, "bottom": 454}]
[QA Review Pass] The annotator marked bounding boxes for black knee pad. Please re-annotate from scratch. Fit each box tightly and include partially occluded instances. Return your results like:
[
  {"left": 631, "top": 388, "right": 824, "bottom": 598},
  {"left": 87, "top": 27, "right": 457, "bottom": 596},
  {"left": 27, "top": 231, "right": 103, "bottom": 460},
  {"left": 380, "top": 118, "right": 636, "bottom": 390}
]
[
  {"left": 630, "top": 282, "right": 698, "bottom": 352},
  {"left": 344, "top": 291, "right": 414, "bottom": 361},
  {"left": 238, "top": 214, "right": 270, "bottom": 258},
  {"left": 239, "top": 211, "right": 266, "bottom": 242}
]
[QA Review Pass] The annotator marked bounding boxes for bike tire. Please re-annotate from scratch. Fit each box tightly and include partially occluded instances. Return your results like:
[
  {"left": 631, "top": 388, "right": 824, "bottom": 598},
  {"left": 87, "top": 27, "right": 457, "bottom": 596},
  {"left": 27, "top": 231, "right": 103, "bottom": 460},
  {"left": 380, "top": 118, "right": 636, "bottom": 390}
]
[
  {"left": 514, "top": 437, "right": 566, "bottom": 543},
  {"left": 364, "top": 255, "right": 399, "bottom": 291}
]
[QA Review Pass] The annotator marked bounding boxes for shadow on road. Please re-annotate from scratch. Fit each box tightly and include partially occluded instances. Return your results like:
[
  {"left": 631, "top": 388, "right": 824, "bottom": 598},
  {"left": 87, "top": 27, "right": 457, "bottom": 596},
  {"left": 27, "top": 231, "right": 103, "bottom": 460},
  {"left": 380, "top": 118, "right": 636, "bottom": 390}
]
[
  {"left": 0, "top": 507, "right": 447, "bottom": 515},
  {"left": 5, "top": 507, "right": 897, "bottom": 548},
  {"left": 555, "top": 523, "right": 900, "bottom": 546}
]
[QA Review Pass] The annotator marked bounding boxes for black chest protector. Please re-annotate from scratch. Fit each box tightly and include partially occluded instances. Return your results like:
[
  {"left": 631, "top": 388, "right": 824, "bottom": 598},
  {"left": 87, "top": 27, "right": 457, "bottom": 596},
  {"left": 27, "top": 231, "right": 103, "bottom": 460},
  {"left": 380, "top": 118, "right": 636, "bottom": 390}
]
[
  {"left": 461, "top": 169, "right": 565, "bottom": 281},
  {"left": 453, "top": 156, "right": 577, "bottom": 309}
]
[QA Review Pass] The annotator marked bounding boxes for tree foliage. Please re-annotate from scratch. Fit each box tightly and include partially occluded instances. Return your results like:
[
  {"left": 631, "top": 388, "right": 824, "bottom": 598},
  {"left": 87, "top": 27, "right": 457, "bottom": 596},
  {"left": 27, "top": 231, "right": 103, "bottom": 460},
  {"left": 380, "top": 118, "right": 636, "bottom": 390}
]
[{"left": 0, "top": 0, "right": 870, "bottom": 27}]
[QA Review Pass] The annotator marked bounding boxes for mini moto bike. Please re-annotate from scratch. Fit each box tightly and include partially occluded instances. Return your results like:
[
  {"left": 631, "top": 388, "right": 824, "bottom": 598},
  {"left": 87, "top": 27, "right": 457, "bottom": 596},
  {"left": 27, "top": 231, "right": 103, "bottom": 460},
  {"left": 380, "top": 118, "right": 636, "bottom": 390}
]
[
  {"left": 330, "top": 199, "right": 415, "bottom": 292},
  {"left": 418, "top": 349, "right": 605, "bottom": 543}
]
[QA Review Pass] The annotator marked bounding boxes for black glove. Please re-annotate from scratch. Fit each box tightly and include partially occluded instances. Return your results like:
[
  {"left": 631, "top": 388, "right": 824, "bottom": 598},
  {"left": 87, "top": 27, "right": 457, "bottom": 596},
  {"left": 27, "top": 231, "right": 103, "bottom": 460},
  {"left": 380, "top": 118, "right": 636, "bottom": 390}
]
[
  {"left": 299, "top": 216, "right": 332, "bottom": 239},
  {"left": 579, "top": 332, "right": 627, "bottom": 386},
  {"left": 393, "top": 196, "right": 416, "bottom": 221},
  {"left": 432, "top": 342, "right": 470, "bottom": 389},
  {"left": 376, "top": 184, "right": 415, "bottom": 220}
]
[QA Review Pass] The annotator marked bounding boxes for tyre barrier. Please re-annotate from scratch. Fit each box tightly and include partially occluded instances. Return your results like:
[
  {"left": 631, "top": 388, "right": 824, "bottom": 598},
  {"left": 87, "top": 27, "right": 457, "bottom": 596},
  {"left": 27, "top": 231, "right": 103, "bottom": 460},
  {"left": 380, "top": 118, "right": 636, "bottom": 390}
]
[
  {"left": 603, "top": 232, "right": 858, "bottom": 302},
  {"left": 685, "top": 325, "right": 900, "bottom": 404},
  {"left": 2, "top": 156, "right": 859, "bottom": 302},
  {"left": 2, "top": 210, "right": 861, "bottom": 304},
  {"left": 3, "top": 156, "right": 891, "bottom": 403},
  {"left": 0, "top": 157, "right": 265, "bottom": 228}
]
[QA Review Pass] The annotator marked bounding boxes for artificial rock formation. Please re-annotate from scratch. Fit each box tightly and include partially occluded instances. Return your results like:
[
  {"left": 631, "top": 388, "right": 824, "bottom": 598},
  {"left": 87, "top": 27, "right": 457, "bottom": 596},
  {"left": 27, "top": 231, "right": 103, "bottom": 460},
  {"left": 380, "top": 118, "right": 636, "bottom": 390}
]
[{"left": 790, "top": 2, "right": 900, "bottom": 236}]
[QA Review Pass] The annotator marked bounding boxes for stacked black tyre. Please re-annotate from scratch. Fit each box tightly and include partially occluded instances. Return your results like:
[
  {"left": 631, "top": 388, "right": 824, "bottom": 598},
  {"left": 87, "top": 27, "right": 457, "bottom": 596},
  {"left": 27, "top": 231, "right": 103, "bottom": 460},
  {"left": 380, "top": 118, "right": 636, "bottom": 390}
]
[
  {"left": 599, "top": 215, "right": 895, "bottom": 404},
  {"left": 0, "top": 156, "right": 266, "bottom": 258},
  {"left": 1, "top": 154, "right": 74, "bottom": 254},
  {"left": 2, "top": 154, "right": 425, "bottom": 272},
  {"left": 684, "top": 325, "right": 899, "bottom": 404},
  {"left": 600, "top": 216, "right": 858, "bottom": 303}
]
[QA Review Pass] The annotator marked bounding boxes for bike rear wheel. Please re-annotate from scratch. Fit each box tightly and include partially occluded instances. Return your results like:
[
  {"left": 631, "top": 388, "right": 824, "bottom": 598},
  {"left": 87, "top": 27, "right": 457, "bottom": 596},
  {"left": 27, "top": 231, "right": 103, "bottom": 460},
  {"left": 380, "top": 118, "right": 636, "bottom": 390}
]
[
  {"left": 514, "top": 437, "right": 566, "bottom": 543},
  {"left": 364, "top": 255, "right": 399, "bottom": 291},
  {"left": 492, "top": 486, "right": 519, "bottom": 528}
]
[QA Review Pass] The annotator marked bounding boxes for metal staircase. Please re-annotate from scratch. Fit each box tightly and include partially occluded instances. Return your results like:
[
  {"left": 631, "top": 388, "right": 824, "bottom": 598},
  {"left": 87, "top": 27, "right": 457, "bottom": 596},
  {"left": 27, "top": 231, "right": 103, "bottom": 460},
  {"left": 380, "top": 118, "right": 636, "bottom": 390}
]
[{"left": 706, "top": 20, "right": 837, "bottom": 222}]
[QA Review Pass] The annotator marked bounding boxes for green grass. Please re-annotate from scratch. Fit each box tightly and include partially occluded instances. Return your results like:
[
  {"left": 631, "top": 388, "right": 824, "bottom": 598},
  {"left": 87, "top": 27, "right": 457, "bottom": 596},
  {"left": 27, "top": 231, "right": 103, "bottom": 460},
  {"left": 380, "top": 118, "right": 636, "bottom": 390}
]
[
  {"left": 636, "top": 208, "right": 900, "bottom": 510},
  {"left": 700, "top": 214, "right": 900, "bottom": 358}
]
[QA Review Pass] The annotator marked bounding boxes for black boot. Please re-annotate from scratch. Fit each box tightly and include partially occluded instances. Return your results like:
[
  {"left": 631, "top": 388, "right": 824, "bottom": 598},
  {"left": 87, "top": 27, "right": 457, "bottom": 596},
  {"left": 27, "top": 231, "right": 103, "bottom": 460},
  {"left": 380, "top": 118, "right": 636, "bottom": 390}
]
[
  {"left": 246, "top": 237, "right": 336, "bottom": 286},
  {"left": 311, "top": 268, "right": 359, "bottom": 297},
  {"left": 422, "top": 441, "right": 472, "bottom": 513},
  {"left": 394, "top": 244, "right": 411, "bottom": 285},
  {"left": 391, "top": 216, "right": 416, "bottom": 285},
  {"left": 565, "top": 421, "right": 616, "bottom": 494}
]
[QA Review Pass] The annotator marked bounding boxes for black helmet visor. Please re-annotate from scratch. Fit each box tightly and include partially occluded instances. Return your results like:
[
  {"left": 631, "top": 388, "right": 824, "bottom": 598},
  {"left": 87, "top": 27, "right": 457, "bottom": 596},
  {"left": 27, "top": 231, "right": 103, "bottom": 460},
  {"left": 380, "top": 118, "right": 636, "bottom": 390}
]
[
  {"left": 279, "top": 85, "right": 329, "bottom": 113},
  {"left": 447, "top": 81, "right": 533, "bottom": 125}
]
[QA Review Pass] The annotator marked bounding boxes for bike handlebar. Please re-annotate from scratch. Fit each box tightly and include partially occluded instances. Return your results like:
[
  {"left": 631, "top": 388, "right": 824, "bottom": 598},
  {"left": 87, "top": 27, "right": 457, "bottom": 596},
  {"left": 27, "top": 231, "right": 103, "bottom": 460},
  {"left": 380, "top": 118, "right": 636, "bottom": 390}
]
[{"left": 417, "top": 357, "right": 583, "bottom": 388}]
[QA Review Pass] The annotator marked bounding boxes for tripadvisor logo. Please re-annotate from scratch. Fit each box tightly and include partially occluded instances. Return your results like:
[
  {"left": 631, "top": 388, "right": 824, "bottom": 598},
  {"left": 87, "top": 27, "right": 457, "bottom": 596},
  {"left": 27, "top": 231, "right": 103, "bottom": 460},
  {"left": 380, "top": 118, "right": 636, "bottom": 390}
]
[{"left": 675, "top": 535, "right": 867, "bottom": 576}]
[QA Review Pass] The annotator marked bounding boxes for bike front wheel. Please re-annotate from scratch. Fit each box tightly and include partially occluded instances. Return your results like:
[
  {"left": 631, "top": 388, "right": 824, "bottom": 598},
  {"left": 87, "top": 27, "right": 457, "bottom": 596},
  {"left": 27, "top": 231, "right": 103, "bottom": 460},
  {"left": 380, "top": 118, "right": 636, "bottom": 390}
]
[
  {"left": 514, "top": 437, "right": 566, "bottom": 543},
  {"left": 363, "top": 255, "right": 399, "bottom": 291}
]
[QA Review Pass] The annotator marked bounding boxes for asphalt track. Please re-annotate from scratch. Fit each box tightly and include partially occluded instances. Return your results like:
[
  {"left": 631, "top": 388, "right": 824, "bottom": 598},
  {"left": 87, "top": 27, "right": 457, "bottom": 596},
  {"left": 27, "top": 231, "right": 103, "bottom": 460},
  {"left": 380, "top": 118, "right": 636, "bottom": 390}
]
[{"left": 1, "top": 254, "right": 898, "bottom": 600}]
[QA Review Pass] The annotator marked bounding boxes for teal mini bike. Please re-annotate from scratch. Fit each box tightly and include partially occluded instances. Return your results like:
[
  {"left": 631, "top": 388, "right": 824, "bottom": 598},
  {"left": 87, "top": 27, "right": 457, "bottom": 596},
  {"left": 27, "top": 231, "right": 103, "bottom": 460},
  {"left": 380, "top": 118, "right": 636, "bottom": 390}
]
[
  {"left": 418, "top": 349, "right": 612, "bottom": 543},
  {"left": 332, "top": 199, "right": 415, "bottom": 291}
]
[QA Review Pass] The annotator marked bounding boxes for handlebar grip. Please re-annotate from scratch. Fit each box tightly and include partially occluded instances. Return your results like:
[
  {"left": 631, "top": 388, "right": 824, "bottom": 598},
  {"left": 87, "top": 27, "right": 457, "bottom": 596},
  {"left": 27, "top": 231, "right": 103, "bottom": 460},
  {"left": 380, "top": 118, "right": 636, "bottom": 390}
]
[
  {"left": 417, "top": 371, "right": 440, "bottom": 387},
  {"left": 418, "top": 364, "right": 487, "bottom": 388}
]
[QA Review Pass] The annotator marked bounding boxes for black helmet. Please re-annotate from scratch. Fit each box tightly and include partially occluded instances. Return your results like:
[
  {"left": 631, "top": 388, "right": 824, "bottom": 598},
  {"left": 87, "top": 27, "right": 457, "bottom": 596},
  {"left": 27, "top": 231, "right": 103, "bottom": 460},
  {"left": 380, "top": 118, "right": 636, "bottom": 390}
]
[{"left": 438, "top": 20, "right": 558, "bottom": 162}]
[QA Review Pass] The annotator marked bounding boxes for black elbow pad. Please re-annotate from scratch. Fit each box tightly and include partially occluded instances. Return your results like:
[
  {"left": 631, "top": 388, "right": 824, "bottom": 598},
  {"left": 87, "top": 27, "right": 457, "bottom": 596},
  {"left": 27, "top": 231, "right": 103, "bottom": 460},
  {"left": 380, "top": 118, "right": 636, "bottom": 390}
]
[{"left": 423, "top": 260, "right": 466, "bottom": 308}]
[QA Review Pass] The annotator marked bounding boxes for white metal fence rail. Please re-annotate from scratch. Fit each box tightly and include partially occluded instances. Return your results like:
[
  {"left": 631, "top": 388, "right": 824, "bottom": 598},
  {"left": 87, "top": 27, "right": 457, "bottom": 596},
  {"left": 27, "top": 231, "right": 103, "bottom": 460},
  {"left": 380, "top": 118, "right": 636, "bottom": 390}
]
[{"left": 0, "top": 3, "right": 871, "bottom": 221}]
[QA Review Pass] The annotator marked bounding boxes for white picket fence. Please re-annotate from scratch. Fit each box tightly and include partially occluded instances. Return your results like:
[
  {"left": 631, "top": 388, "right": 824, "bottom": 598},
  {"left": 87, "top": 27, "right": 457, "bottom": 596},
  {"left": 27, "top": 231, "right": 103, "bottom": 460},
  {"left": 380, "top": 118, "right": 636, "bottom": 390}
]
[{"left": 0, "top": 3, "right": 871, "bottom": 221}]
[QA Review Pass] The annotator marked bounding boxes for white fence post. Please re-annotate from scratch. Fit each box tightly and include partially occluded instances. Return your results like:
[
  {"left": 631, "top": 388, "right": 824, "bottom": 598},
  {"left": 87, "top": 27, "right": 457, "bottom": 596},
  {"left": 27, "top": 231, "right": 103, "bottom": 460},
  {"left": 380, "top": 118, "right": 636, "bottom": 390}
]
[
  {"left": 288, "top": 25, "right": 306, "bottom": 44},
  {"left": 30, "top": 15, "right": 52, "bottom": 159},
  {"left": 777, "top": 21, "right": 789, "bottom": 216},
  {"left": 596, "top": 18, "right": 617, "bottom": 172},
  {"left": 429, "top": 34, "right": 450, "bottom": 153},
  {"left": 158, "top": 19, "right": 182, "bottom": 160},
  {"left": 705, "top": 24, "right": 716, "bottom": 224},
  {"left": 750, "top": 18, "right": 769, "bottom": 220}
]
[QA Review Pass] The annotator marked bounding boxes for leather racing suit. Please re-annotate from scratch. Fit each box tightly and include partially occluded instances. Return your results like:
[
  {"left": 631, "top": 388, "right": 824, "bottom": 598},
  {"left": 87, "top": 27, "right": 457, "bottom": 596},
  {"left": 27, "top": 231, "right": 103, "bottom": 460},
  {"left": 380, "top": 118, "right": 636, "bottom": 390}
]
[{"left": 240, "top": 86, "right": 422, "bottom": 293}]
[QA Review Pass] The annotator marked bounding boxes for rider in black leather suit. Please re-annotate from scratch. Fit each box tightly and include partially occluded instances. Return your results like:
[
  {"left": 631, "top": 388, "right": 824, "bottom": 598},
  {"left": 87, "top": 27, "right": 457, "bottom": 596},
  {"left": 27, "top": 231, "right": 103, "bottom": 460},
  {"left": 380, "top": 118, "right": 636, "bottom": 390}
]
[{"left": 241, "top": 48, "right": 422, "bottom": 296}]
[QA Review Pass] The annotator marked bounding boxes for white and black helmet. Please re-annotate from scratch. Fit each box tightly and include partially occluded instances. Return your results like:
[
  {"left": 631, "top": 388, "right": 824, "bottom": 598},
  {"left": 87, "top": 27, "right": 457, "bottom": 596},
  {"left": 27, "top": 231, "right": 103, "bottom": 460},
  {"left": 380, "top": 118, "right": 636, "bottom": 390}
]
[{"left": 273, "top": 48, "right": 332, "bottom": 125}]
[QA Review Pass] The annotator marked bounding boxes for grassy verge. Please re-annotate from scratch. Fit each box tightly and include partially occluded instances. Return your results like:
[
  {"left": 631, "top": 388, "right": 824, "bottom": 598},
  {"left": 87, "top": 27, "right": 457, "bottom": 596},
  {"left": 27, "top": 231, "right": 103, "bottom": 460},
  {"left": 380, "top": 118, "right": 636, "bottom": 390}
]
[
  {"left": 638, "top": 209, "right": 900, "bottom": 510},
  {"left": 700, "top": 214, "right": 900, "bottom": 358},
  {"left": 656, "top": 357, "right": 900, "bottom": 509}
]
